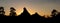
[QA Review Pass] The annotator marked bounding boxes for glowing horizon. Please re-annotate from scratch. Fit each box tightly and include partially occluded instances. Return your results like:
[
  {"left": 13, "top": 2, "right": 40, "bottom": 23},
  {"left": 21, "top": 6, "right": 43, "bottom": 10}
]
[
  {"left": 5, "top": 7, "right": 51, "bottom": 16},
  {"left": 0, "top": 0, "right": 60, "bottom": 16}
]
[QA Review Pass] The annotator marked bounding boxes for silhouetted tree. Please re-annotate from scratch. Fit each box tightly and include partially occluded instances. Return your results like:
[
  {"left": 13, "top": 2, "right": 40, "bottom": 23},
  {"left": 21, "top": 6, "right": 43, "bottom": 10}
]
[
  {"left": 54, "top": 12, "right": 60, "bottom": 23},
  {"left": 50, "top": 9, "right": 60, "bottom": 23},
  {"left": 9, "top": 7, "right": 17, "bottom": 16},
  {"left": 0, "top": 7, "right": 5, "bottom": 16},
  {"left": 51, "top": 9, "right": 58, "bottom": 17}
]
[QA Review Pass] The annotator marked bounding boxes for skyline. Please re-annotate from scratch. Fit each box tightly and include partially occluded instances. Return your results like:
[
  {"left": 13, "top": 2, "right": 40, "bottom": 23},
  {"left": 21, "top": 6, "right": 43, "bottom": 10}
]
[{"left": 0, "top": 0, "right": 60, "bottom": 16}]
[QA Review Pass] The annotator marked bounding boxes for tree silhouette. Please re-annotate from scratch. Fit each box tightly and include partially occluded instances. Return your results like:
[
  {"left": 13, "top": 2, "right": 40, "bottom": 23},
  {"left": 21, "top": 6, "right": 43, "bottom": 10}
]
[
  {"left": 51, "top": 9, "right": 58, "bottom": 17},
  {"left": 9, "top": 7, "right": 17, "bottom": 16},
  {"left": 0, "top": 7, "right": 5, "bottom": 16},
  {"left": 0, "top": 6, "right": 60, "bottom": 23},
  {"left": 50, "top": 9, "right": 60, "bottom": 23}
]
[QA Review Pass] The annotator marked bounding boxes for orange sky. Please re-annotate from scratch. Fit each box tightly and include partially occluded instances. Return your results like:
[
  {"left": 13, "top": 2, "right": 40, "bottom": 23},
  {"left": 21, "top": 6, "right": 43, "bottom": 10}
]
[{"left": 0, "top": 0, "right": 60, "bottom": 16}]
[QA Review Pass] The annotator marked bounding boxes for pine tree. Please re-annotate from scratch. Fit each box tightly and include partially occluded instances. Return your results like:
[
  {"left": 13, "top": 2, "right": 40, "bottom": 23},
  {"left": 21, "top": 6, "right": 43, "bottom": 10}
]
[
  {"left": 9, "top": 7, "right": 17, "bottom": 16},
  {"left": 51, "top": 9, "right": 58, "bottom": 17},
  {"left": 0, "top": 7, "right": 5, "bottom": 16}
]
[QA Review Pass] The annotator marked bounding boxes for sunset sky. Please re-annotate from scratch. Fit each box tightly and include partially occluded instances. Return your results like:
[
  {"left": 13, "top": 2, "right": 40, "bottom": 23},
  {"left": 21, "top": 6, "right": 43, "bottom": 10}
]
[{"left": 0, "top": 0, "right": 60, "bottom": 16}]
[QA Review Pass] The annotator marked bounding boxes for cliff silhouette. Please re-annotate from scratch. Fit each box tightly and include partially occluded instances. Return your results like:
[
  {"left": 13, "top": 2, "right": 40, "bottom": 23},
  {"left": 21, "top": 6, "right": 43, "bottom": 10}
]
[{"left": 0, "top": 7, "right": 60, "bottom": 23}]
